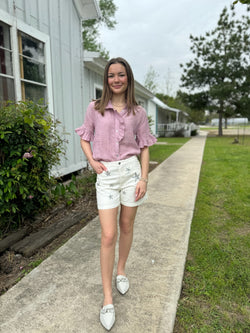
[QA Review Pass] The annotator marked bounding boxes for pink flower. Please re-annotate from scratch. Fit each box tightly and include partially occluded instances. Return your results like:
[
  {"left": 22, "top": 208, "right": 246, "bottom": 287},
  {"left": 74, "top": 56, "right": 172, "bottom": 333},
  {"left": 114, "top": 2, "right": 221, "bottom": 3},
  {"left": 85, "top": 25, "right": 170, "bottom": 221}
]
[
  {"left": 23, "top": 152, "right": 33, "bottom": 159},
  {"left": 28, "top": 195, "right": 34, "bottom": 199}
]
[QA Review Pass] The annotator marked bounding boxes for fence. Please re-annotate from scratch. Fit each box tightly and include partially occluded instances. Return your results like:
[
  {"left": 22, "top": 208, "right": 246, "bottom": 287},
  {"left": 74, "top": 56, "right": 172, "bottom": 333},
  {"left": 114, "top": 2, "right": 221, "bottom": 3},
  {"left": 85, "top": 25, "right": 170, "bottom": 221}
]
[{"left": 157, "top": 122, "right": 190, "bottom": 137}]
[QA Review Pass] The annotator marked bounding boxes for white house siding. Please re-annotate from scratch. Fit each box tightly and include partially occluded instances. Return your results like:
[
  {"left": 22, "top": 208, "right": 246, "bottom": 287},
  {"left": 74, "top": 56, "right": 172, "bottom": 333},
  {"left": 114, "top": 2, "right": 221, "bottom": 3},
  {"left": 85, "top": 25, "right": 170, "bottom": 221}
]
[
  {"left": 47, "top": 0, "right": 85, "bottom": 176},
  {"left": 0, "top": 0, "right": 99, "bottom": 176},
  {"left": 0, "top": 0, "right": 9, "bottom": 12},
  {"left": 83, "top": 67, "right": 103, "bottom": 113}
]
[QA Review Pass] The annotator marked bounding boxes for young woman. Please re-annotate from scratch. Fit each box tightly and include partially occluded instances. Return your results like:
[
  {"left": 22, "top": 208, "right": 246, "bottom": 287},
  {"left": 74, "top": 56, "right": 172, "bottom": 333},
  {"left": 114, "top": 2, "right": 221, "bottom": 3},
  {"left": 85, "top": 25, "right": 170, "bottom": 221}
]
[{"left": 75, "top": 57, "right": 156, "bottom": 331}]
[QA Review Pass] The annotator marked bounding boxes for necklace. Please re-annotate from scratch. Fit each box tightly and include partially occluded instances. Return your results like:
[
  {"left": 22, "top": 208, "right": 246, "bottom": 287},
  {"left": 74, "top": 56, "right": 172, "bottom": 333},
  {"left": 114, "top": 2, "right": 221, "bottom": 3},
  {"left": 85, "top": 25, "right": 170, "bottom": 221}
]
[{"left": 112, "top": 102, "right": 126, "bottom": 107}]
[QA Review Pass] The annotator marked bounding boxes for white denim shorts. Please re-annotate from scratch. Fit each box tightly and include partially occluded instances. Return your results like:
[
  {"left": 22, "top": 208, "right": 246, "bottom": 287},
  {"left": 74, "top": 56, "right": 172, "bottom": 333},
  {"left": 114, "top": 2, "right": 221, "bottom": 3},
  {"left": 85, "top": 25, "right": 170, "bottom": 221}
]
[{"left": 95, "top": 156, "right": 147, "bottom": 210}]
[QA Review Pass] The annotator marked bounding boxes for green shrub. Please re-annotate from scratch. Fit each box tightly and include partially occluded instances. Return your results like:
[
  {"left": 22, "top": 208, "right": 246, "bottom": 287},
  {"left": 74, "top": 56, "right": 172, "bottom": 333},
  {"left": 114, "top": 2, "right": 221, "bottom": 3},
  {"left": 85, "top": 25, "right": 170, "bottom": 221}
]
[
  {"left": 191, "top": 129, "right": 197, "bottom": 136},
  {"left": 174, "top": 128, "right": 185, "bottom": 137},
  {"left": 0, "top": 100, "right": 65, "bottom": 234},
  {"left": 51, "top": 171, "right": 97, "bottom": 207}
]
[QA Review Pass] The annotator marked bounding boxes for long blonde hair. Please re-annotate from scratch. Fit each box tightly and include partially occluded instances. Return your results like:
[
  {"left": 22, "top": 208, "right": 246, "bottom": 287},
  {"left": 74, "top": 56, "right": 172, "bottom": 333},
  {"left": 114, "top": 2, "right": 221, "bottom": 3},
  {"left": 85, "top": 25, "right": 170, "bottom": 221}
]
[{"left": 95, "top": 57, "right": 138, "bottom": 115}]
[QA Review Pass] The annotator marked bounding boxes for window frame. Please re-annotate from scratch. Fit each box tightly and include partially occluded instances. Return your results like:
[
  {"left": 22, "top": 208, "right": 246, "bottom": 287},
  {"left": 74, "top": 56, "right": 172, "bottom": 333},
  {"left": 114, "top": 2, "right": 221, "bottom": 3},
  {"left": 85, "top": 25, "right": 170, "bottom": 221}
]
[
  {"left": 94, "top": 83, "right": 103, "bottom": 99},
  {"left": 0, "top": 9, "right": 54, "bottom": 114},
  {"left": 0, "top": 21, "right": 16, "bottom": 98},
  {"left": 18, "top": 30, "right": 47, "bottom": 102}
]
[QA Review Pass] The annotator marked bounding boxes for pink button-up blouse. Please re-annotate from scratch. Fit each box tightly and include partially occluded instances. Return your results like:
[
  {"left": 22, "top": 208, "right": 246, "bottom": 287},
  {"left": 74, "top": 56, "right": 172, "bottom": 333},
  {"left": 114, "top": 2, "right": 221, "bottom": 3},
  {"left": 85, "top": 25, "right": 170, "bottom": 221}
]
[{"left": 75, "top": 101, "right": 157, "bottom": 162}]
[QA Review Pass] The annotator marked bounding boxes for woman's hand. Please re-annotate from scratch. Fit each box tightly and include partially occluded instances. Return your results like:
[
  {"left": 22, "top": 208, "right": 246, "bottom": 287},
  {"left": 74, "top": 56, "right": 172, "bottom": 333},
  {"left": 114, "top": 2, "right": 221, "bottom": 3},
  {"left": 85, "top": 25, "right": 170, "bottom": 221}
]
[
  {"left": 135, "top": 179, "right": 147, "bottom": 201},
  {"left": 90, "top": 159, "right": 107, "bottom": 174},
  {"left": 135, "top": 146, "right": 149, "bottom": 201},
  {"left": 80, "top": 140, "right": 107, "bottom": 174}
]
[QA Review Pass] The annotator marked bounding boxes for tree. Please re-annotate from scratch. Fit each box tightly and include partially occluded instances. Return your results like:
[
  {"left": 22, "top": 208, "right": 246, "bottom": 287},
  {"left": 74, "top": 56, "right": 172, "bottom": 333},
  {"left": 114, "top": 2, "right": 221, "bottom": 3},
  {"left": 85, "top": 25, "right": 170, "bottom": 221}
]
[
  {"left": 180, "top": 6, "right": 250, "bottom": 135},
  {"left": 177, "top": 91, "right": 208, "bottom": 124},
  {"left": 156, "top": 93, "right": 179, "bottom": 109},
  {"left": 144, "top": 65, "right": 159, "bottom": 94},
  {"left": 163, "top": 68, "right": 174, "bottom": 97},
  {"left": 82, "top": 0, "right": 117, "bottom": 59},
  {"left": 233, "top": 0, "right": 250, "bottom": 5}
]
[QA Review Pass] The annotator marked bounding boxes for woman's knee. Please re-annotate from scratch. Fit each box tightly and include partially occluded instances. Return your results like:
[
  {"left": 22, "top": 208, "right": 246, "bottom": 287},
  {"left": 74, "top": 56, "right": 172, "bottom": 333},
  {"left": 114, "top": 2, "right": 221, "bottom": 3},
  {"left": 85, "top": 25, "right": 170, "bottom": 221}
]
[
  {"left": 102, "top": 230, "right": 117, "bottom": 247},
  {"left": 119, "top": 206, "right": 137, "bottom": 235},
  {"left": 119, "top": 218, "right": 134, "bottom": 235}
]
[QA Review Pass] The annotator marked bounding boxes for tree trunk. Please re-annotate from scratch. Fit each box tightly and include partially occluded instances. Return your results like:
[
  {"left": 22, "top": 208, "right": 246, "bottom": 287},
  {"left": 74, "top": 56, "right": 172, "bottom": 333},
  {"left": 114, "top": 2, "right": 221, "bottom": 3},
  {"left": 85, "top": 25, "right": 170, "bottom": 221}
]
[
  {"left": 224, "top": 117, "right": 228, "bottom": 129},
  {"left": 218, "top": 112, "right": 223, "bottom": 136}
]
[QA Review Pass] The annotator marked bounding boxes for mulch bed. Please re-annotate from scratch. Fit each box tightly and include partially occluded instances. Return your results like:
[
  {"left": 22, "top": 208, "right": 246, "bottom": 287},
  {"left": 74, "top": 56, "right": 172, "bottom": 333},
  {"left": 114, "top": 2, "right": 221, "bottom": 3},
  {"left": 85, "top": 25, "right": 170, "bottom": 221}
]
[{"left": 0, "top": 187, "right": 98, "bottom": 295}]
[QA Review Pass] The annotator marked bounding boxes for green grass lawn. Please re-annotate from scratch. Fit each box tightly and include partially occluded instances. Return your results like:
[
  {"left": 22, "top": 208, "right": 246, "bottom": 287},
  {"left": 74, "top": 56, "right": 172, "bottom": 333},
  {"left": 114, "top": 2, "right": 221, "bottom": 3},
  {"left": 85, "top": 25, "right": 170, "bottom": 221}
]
[
  {"left": 174, "top": 136, "right": 250, "bottom": 332},
  {"left": 200, "top": 125, "right": 250, "bottom": 131},
  {"left": 149, "top": 137, "right": 190, "bottom": 164}
]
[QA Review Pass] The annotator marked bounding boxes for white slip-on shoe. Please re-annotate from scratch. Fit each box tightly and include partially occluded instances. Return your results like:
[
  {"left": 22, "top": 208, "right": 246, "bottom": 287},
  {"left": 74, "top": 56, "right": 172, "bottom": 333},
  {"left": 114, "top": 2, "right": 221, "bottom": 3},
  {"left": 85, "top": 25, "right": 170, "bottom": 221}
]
[
  {"left": 116, "top": 275, "right": 129, "bottom": 295},
  {"left": 100, "top": 304, "right": 115, "bottom": 331}
]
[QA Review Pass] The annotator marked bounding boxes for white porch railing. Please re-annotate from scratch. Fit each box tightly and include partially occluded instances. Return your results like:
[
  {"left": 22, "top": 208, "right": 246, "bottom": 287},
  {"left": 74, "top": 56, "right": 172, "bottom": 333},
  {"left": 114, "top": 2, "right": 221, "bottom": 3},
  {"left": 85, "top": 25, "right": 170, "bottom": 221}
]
[
  {"left": 158, "top": 122, "right": 188, "bottom": 132},
  {"left": 157, "top": 122, "right": 199, "bottom": 137}
]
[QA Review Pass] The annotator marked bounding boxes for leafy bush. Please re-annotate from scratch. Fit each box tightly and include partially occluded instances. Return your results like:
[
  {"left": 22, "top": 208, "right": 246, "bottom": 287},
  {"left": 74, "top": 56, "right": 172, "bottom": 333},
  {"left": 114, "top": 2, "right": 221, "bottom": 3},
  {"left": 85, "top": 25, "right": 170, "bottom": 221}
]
[
  {"left": 51, "top": 171, "right": 97, "bottom": 207},
  {"left": 0, "top": 100, "right": 65, "bottom": 234},
  {"left": 173, "top": 128, "right": 185, "bottom": 137},
  {"left": 191, "top": 129, "right": 198, "bottom": 136}
]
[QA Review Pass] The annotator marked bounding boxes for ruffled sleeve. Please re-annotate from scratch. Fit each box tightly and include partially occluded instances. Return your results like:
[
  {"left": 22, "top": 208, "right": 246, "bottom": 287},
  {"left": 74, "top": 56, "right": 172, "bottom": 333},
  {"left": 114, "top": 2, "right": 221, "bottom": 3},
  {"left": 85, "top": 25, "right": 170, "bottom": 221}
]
[
  {"left": 75, "top": 102, "right": 95, "bottom": 142},
  {"left": 136, "top": 107, "right": 157, "bottom": 148},
  {"left": 75, "top": 124, "right": 94, "bottom": 141}
]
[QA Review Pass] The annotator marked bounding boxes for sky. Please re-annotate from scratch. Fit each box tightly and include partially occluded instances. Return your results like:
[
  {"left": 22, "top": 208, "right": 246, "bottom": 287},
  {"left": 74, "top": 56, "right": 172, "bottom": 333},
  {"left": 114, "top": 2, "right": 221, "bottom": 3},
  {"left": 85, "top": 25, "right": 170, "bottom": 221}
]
[{"left": 99, "top": 0, "right": 248, "bottom": 96}]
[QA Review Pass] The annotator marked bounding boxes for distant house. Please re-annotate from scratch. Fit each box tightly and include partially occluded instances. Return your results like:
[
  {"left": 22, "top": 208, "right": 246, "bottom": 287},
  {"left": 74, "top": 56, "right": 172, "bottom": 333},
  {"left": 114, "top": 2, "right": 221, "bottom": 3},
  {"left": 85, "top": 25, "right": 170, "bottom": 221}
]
[
  {"left": 211, "top": 117, "right": 248, "bottom": 126},
  {"left": 0, "top": 0, "right": 100, "bottom": 176},
  {"left": 153, "top": 97, "right": 190, "bottom": 137}
]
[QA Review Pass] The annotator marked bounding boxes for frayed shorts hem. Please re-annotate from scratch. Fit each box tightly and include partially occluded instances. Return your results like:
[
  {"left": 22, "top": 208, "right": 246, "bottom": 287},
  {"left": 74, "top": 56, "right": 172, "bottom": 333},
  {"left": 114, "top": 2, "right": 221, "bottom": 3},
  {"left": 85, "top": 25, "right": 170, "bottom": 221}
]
[{"left": 97, "top": 194, "right": 147, "bottom": 210}]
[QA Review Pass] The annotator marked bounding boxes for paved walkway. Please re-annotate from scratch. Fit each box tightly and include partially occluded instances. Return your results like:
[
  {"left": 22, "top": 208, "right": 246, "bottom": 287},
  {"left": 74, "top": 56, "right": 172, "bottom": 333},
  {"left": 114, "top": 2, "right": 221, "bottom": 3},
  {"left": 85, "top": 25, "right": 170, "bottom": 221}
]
[{"left": 0, "top": 132, "right": 207, "bottom": 333}]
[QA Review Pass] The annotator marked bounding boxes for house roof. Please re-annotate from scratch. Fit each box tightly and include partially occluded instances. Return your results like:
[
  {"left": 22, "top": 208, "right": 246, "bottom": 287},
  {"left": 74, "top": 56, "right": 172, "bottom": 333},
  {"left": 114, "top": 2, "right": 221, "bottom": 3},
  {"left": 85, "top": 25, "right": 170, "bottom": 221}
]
[
  {"left": 152, "top": 96, "right": 179, "bottom": 114},
  {"left": 84, "top": 51, "right": 107, "bottom": 75},
  {"left": 73, "top": 0, "right": 101, "bottom": 20},
  {"left": 135, "top": 81, "right": 154, "bottom": 99},
  {"left": 152, "top": 97, "right": 189, "bottom": 117}
]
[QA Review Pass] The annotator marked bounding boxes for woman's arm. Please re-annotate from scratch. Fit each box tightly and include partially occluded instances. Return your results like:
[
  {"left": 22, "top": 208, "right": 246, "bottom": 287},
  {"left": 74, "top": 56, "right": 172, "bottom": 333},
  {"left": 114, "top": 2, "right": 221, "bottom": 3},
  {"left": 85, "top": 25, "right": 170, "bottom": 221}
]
[
  {"left": 135, "top": 146, "right": 149, "bottom": 201},
  {"left": 80, "top": 139, "right": 107, "bottom": 174},
  {"left": 140, "top": 146, "right": 149, "bottom": 180}
]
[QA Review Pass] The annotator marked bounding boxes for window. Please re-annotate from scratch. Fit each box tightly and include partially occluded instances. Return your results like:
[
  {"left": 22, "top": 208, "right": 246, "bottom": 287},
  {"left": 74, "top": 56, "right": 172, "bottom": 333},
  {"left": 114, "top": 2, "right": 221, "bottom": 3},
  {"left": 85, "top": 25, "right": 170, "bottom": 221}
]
[
  {"left": 18, "top": 31, "right": 46, "bottom": 103},
  {"left": 0, "top": 15, "right": 51, "bottom": 107},
  {"left": 0, "top": 21, "right": 15, "bottom": 102},
  {"left": 95, "top": 87, "right": 102, "bottom": 99}
]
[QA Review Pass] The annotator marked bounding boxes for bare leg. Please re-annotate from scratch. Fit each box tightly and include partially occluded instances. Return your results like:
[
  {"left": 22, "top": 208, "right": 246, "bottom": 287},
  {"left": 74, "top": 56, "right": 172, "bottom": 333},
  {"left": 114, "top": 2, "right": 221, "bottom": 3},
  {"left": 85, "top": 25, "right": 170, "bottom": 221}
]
[
  {"left": 117, "top": 205, "right": 138, "bottom": 276},
  {"left": 99, "top": 207, "right": 119, "bottom": 306}
]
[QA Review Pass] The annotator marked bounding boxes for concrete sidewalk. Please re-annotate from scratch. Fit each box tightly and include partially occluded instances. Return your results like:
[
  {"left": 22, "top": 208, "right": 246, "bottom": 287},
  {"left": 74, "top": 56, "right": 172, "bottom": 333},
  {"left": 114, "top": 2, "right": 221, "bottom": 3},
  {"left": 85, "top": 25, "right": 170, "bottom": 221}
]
[{"left": 0, "top": 133, "right": 207, "bottom": 333}]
